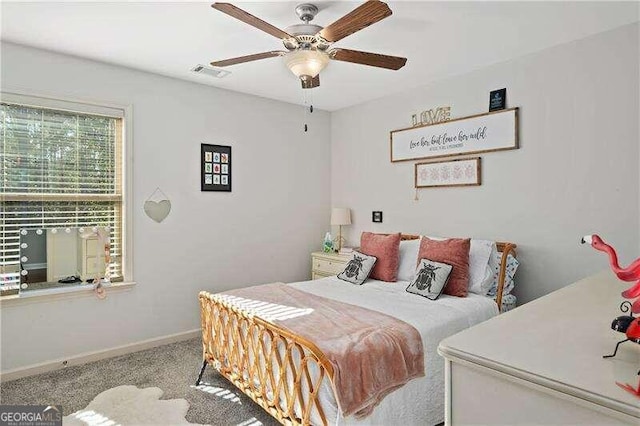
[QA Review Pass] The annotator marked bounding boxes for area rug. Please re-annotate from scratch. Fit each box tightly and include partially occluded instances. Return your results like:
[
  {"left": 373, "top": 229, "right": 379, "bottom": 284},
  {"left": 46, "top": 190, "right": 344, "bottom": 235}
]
[{"left": 63, "top": 385, "right": 206, "bottom": 425}]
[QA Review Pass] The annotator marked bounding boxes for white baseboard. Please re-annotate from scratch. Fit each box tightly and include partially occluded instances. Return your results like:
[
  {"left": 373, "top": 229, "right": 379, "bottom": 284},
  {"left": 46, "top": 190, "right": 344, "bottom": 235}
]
[{"left": 0, "top": 328, "right": 201, "bottom": 382}]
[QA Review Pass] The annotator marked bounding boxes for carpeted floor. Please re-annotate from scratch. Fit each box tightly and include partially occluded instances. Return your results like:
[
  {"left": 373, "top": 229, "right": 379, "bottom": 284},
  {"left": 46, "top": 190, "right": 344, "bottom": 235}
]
[{"left": 0, "top": 337, "right": 279, "bottom": 426}]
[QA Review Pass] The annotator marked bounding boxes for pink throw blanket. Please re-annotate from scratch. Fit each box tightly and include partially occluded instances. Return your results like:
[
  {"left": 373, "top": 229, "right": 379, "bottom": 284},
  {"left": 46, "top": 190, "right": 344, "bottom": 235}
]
[{"left": 222, "top": 283, "right": 424, "bottom": 418}]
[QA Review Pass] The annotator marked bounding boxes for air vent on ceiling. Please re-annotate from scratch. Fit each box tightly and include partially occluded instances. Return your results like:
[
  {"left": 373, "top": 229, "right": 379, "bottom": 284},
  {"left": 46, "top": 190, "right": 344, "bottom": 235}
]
[{"left": 191, "top": 64, "right": 231, "bottom": 78}]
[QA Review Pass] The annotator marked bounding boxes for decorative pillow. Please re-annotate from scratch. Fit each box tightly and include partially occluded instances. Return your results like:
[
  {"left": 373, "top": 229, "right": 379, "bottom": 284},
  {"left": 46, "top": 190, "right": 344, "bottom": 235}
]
[
  {"left": 406, "top": 259, "right": 453, "bottom": 300},
  {"left": 480, "top": 243, "right": 500, "bottom": 295},
  {"left": 493, "top": 293, "right": 517, "bottom": 312},
  {"left": 360, "top": 232, "right": 401, "bottom": 282},
  {"left": 397, "top": 238, "right": 421, "bottom": 282},
  {"left": 468, "top": 240, "right": 495, "bottom": 294},
  {"left": 417, "top": 237, "right": 470, "bottom": 297},
  {"left": 425, "top": 235, "right": 493, "bottom": 295},
  {"left": 337, "top": 252, "right": 377, "bottom": 285},
  {"left": 486, "top": 253, "right": 519, "bottom": 297}
]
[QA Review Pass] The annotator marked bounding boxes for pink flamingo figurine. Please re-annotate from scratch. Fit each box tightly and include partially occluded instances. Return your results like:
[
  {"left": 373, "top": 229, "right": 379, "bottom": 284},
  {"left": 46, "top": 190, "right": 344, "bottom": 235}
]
[{"left": 582, "top": 234, "right": 640, "bottom": 313}]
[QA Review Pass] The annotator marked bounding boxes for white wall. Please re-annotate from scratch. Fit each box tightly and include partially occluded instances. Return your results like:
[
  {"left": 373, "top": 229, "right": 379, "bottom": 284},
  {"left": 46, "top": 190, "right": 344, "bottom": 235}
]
[
  {"left": 331, "top": 23, "right": 640, "bottom": 304},
  {"left": 0, "top": 42, "right": 332, "bottom": 372},
  {"left": 2, "top": 22, "right": 639, "bottom": 373}
]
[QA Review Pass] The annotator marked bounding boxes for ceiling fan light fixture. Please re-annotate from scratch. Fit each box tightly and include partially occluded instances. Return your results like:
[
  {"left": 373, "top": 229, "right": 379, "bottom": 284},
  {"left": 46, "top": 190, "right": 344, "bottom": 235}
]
[
  {"left": 284, "top": 49, "right": 329, "bottom": 79},
  {"left": 210, "top": 1, "right": 406, "bottom": 90}
]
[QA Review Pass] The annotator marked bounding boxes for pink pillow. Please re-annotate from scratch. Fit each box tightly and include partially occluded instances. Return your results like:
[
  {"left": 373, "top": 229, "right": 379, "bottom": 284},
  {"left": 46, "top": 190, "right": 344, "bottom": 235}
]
[
  {"left": 360, "top": 232, "right": 401, "bottom": 282},
  {"left": 417, "top": 237, "right": 470, "bottom": 297}
]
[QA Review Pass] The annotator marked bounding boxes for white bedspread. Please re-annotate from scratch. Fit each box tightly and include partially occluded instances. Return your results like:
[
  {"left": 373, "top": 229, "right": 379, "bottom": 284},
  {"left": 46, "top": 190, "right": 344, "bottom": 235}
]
[{"left": 290, "top": 276, "right": 498, "bottom": 426}]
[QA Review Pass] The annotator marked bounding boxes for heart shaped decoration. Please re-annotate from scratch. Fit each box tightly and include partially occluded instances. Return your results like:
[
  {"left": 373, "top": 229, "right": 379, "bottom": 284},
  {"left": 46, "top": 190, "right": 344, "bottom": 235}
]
[{"left": 144, "top": 200, "right": 171, "bottom": 223}]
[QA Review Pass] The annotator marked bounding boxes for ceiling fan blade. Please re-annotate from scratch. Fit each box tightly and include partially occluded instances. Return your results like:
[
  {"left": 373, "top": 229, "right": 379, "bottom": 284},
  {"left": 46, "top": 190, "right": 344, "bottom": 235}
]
[
  {"left": 301, "top": 75, "right": 320, "bottom": 89},
  {"left": 211, "top": 51, "right": 285, "bottom": 67},
  {"left": 331, "top": 48, "right": 406, "bottom": 70},
  {"left": 318, "top": 0, "right": 392, "bottom": 43},
  {"left": 212, "top": 3, "right": 292, "bottom": 40}
]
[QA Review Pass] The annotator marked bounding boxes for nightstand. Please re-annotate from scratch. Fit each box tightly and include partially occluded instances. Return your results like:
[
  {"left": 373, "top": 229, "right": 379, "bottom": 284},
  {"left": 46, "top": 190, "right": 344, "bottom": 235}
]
[{"left": 311, "top": 251, "right": 352, "bottom": 280}]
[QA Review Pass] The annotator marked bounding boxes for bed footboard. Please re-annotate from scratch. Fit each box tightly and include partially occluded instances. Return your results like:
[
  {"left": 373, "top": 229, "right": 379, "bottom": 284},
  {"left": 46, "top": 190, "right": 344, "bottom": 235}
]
[{"left": 198, "top": 291, "right": 335, "bottom": 426}]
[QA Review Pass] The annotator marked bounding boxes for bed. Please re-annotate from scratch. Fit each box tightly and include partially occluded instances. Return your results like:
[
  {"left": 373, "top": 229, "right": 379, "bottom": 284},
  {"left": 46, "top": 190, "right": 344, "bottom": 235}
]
[{"left": 198, "top": 237, "right": 517, "bottom": 425}]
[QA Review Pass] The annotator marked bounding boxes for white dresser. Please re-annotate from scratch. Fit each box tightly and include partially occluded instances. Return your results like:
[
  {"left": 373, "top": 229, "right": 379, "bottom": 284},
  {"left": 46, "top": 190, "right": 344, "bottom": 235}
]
[{"left": 439, "top": 271, "right": 640, "bottom": 425}]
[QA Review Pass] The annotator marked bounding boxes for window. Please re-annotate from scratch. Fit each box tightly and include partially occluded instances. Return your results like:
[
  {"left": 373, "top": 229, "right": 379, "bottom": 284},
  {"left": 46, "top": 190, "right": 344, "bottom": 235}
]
[{"left": 1, "top": 93, "right": 129, "bottom": 294}]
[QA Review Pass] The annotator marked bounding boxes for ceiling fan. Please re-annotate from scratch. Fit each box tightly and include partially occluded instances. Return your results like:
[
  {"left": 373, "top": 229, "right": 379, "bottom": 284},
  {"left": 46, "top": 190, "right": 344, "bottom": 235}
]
[{"left": 210, "top": 0, "right": 407, "bottom": 89}]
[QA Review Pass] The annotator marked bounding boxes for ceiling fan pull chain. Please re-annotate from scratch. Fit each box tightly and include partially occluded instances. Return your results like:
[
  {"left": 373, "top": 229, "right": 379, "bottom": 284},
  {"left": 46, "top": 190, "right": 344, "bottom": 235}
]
[{"left": 302, "top": 87, "right": 309, "bottom": 132}]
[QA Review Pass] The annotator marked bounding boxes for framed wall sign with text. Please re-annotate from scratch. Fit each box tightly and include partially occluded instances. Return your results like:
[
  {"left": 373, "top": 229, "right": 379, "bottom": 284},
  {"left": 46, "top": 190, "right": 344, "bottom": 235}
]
[
  {"left": 201, "top": 144, "right": 231, "bottom": 192},
  {"left": 390, "top": 108, "right": 518, "bottom": 162}
]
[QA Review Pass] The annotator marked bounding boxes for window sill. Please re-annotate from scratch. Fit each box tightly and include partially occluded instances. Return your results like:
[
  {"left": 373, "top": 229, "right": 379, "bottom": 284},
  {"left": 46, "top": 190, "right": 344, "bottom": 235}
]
[{"left": 0, "top": 281, "right": 136, "bottom": 307}]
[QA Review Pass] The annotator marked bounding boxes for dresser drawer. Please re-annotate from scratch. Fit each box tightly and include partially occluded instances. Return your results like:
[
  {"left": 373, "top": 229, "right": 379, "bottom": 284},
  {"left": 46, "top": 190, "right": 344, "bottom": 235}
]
[
  {"left": 312, "top": 272, "right": 332, "bottom": 280},
  {"left": 313, "top": 257, "right": 347, "bottom": 275}
]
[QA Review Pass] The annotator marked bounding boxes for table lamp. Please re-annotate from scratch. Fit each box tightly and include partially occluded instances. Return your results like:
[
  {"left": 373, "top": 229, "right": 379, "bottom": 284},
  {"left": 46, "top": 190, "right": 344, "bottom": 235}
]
[{"left": 331, "top": 207, "right": 351, "bottom": 252}]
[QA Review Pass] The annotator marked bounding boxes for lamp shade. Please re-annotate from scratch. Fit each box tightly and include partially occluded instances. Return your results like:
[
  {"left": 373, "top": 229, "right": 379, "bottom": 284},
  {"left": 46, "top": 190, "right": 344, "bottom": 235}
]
[
  {"left": 331, "top": 208, "right": 351, "bottom": 226},
  {"left": 284, "top": 49, "right": 330, "bottom": 78}
]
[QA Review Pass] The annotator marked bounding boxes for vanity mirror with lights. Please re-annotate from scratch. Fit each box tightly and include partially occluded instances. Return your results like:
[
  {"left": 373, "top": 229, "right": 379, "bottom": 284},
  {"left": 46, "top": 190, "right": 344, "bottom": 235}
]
[{"left": 15, "top": 227, "right": 112, "bottom": 293}]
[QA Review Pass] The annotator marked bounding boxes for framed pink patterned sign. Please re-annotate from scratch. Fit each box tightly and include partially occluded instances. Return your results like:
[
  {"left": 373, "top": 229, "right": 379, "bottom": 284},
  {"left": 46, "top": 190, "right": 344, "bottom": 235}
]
[{"left": 415, "top": 157, "right": 481, "bottom": 188}]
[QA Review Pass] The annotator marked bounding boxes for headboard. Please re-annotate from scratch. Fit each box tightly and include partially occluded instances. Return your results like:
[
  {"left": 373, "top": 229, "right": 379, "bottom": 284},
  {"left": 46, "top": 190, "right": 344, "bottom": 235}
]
[
  {"left": 495, "top": 242, "right": 517, "bottom": 312},
  {"left": 386, "top": 233, "right": 517, "bottom": 313}
]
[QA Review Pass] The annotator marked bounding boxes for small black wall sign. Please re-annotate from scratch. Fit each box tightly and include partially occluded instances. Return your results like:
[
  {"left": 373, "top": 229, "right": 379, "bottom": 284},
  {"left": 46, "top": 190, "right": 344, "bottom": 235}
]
[
  {"left": 372, "top": 211, "right": 383, "bottom": 223},
  {"left": 489, "top": 88, "right": 507, "bottom": 111}
]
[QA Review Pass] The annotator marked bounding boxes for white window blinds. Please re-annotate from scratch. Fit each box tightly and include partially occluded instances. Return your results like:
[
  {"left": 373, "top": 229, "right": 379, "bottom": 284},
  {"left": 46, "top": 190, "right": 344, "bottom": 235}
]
[{"left": 1, "top": 99, "right": 125, "bottom": 289}]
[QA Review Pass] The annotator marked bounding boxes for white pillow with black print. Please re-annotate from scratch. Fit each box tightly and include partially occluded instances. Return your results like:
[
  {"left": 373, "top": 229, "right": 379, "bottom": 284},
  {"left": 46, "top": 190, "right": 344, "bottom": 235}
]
[
  {"left": 485, "top": 253, "right": 519, "bottom": 297},
  {"left": 406, "top": 258, "right": 453, "bottom": 300},
  {"left": 337, "top": 251, "right": 377, "bottom": 285}
]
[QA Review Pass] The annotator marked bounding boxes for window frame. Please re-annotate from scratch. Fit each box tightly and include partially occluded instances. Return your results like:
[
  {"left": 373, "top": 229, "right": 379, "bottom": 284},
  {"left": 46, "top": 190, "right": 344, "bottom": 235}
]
[{"left": 1, "top": 90, "right": 134, "bottom": 304}]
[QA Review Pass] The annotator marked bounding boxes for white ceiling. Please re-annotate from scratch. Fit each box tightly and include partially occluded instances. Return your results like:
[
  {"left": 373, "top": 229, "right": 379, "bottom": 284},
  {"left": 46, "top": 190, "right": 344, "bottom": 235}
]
[{"left": 1, "top": 1, "right": 638, "bottom": 111}]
